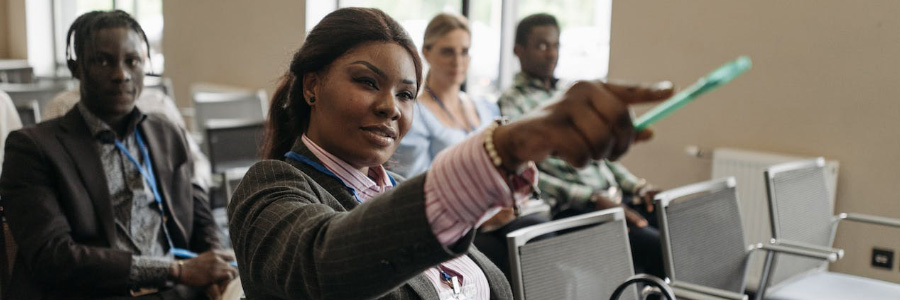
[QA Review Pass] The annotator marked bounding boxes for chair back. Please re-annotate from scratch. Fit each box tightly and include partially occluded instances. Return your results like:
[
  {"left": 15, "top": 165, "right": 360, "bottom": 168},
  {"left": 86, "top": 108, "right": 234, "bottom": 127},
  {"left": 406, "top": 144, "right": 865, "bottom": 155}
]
[
  {"left": 764, "top": 158, "right": 834, "bottom": 286},
  {"left": 14, "top": 100, "right": 40, "bottom": 127},
  {"left": 192, "top": 89, "right": 267, "bottom": 139},
  {"left": 655, "top": 177, "right": 749, "bottom": 294},
  {"left": 205, "top": 119, "right": 264, "bottom": 174},
  {"left": 507, "top": 208, "right": 638, "bottom": 300},
  {"left": 143, "top": 76, "right": 175, "bottom": 99},
  {"left": 0, "top": 60, "right": 33, "bottom": 83},
  {"left": 1, "top": 81, "right": 71, "bottom": 113}
]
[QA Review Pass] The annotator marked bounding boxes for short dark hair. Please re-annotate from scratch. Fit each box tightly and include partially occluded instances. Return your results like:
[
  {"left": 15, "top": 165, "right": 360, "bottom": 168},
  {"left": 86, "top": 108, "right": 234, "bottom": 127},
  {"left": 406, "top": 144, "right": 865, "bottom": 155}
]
[
  {"left": 262, "top": 8, "right": 423, "bottom": 159},
  {"left": 65, "top": 10, "right": 151, "bottom": 75},
  {"left": 514, "top": 13, "right": 559, "bottom": 46}
]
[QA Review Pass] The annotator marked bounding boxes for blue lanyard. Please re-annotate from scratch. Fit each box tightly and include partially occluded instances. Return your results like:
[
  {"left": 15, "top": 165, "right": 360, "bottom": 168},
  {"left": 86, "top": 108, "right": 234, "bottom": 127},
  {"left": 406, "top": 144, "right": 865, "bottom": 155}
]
[
  {"left": 113, "top": 129, "right": 193, "bottom": 259},
  {"left": 284, "top": 151, "right": 396, "bottom": 203}
]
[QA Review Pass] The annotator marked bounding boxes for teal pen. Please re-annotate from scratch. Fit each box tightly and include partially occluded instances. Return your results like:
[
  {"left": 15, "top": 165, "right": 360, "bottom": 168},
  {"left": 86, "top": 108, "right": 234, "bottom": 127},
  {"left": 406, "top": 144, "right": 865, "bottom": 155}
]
[{"left": 633, "top": 56, "right": 752, "bottom": 130}]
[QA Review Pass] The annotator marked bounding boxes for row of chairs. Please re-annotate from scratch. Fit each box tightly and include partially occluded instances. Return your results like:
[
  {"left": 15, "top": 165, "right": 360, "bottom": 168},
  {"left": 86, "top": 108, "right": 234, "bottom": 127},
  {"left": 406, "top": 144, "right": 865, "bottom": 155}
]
[{"left": 504, "top": 158, "right": 900, "bottom": 300}]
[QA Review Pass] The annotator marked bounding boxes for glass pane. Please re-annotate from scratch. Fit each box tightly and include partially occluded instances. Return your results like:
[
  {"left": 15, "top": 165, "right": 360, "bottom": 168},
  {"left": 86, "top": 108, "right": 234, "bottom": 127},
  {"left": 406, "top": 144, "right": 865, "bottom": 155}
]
[
  {"left": 115, "top": 0, "right": 135, "bottom": 14},
  {"left": 517, "top": 0, "right": 612, "bottom": 80},
  {"left": 467, "top": 0, "right": 502, "bottom": 97},
  {"left": 338, "top": 0, "right": 462, "bottom": 77},
  {"left": 53, "top": 0, "right": 164, "bottom": 76},
  {"left": 134, "top": 0, "right": 164, "bottom": 74},
  {"left": 76, "top": 0, "right": 113, "bottom": 15}
]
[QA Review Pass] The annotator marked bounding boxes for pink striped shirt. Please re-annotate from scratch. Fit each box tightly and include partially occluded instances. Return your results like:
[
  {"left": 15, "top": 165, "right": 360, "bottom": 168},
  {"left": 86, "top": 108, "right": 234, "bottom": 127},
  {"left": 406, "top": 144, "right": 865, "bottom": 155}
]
[
  {"left": 302, "top": 135, "right": 394, "bottom": 196},
  {"left": 302, "top": 131, "right": 535, "bottom": 300}
]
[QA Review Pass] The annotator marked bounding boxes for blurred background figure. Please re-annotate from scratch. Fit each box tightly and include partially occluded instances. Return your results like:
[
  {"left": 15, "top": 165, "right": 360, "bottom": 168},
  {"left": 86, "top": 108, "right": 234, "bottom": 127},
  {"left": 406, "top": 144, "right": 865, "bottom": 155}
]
[{"left": 389, "top": 13, "right": 497, "bottom": 178}]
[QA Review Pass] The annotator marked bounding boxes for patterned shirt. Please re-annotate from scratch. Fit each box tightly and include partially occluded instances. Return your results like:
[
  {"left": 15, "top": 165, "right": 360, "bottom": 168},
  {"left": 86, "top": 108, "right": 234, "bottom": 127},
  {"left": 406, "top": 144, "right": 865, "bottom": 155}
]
[
  {"left": 498, "top": 72, "right": 647, "bottom": 213},
  {"left": 77, "top": 103, "right": 173, "bottom": 289}
]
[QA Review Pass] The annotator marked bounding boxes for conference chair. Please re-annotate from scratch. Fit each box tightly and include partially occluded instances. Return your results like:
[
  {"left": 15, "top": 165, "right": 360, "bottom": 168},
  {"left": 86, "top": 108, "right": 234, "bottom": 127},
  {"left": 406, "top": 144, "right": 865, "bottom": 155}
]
[
  {"left": 762, "top": 158, "right": 900, "bottom": 299},
  {"left": 205, "top": 119, "right": 264, "bottom": 175},
  {"left": 507, "top": 207, "right": 674, "bottom": 300},
  {"left": 0, "top": 60, "right": 33, "bottom": 83},
  {"left": 655, "top": 177, "right": 842, "bottom": 300},
  {"left": 14, "top": 100, "right": 39, "bottom": 127},
  {"left": 191, "top": 88, "right": 267, "bottom": 145},
  {"left": 143, "top": 75, "right": 175, "bottom": 99},
  {"left": 0, "top": 81, "right": 71, "bottom": 113}
]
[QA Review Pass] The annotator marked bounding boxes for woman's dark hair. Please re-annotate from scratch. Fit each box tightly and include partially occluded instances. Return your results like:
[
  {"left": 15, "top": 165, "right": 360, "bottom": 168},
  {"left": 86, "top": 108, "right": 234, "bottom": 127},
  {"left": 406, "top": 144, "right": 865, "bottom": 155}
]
[
  {"left": 65, "top": 10, "right": 152, "bottom": 75},
  {"left": 262, "top": 7, "right": 423, "bottom": 159}
]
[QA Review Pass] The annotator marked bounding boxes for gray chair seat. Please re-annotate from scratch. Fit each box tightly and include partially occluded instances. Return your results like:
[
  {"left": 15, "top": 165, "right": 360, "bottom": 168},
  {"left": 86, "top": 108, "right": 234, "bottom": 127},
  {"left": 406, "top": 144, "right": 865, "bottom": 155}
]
[{"left": 766, "top": 272, "right": 900, "bottom": 300}]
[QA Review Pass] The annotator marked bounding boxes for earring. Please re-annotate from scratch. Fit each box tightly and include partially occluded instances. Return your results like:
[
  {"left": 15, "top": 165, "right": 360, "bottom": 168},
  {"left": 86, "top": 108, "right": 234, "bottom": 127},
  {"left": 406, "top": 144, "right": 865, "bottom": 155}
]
[{"left": 308, "top": 97, "right": 316, "bottom": 104}]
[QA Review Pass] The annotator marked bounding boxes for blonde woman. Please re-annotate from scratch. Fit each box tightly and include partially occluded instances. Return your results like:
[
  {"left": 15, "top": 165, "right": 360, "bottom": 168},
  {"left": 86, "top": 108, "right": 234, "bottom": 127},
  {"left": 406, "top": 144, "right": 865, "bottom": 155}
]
[{"left": 390, "top": 13, "right": 498, "bottom": 178}]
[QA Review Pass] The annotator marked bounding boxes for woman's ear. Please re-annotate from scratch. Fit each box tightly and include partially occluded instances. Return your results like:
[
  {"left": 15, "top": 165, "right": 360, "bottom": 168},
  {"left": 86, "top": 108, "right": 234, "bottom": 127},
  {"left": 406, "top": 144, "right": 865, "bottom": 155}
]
[{"left": 301, "top": 72, "right": 318, "bottom": 106}]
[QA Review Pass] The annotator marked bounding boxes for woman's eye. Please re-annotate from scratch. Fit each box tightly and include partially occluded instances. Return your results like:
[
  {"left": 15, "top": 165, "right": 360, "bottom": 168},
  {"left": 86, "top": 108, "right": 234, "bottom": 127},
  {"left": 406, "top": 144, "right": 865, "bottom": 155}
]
[
  {"left": 355, "top": 78, "right": 378, "bottom": 90},
  {"left": 397, "top": 91, "right": 415, "bottom": 101}
]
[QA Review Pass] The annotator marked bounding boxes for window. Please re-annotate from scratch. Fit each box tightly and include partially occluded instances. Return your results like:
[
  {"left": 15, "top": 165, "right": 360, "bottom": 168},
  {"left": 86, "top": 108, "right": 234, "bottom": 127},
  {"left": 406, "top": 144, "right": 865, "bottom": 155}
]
[
  {"left": 517, "top": 0, "right": 612, "bottom": 82},
  {"left": 46, "top": 0, "right": 164, "bottom": 77},
  {"left": 304, "top": 0, "right": 614, "bottom": 97}
]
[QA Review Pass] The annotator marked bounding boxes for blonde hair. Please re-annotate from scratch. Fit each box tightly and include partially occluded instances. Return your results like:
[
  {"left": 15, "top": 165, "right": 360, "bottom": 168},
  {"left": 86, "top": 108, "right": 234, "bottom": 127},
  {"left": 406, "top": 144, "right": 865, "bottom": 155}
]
[{"left": 422, "top": 13, "right": 470, "bottom": 51}]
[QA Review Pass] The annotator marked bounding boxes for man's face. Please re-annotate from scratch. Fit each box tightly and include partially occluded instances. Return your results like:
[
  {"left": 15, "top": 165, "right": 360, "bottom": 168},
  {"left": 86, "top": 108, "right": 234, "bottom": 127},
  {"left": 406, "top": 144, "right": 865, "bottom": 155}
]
[
  {"left": 516, "top": 25, "right": 560, "bottom": 81},
  {"left": 78, "top": 27, "right": 145, "bottom": 121}
]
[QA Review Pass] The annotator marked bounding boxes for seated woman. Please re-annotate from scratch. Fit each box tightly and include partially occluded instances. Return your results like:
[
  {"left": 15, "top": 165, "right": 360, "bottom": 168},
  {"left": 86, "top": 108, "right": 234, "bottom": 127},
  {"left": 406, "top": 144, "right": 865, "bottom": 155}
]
[
  {"left": 390, "top": 13, "right": 549, "bottom": 278},
  {"left": 227, "top": 7, "right": 673, "bottom": 300},
  {"left": 389, "top": 13, "right": 496, "bottom": 178}
]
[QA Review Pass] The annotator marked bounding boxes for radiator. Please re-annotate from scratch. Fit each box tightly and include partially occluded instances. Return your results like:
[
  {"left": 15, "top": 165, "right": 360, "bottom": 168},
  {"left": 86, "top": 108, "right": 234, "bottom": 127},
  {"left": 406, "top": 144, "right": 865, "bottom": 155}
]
[{"left": 709, "top": 148, "right": 839, "bottom": 290}]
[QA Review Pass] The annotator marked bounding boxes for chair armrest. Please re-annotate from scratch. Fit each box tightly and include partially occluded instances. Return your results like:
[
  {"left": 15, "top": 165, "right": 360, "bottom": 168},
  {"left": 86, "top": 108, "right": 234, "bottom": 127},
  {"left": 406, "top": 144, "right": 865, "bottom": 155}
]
[
  {"left": 670, "top": 281, "right": 747, "bottom": 300},
  {"left": 838, "top": 213, "right": 900, "bottom": 229},
  {"left": 610, "top": 274, "right": 676, "bottom": 300},
  {"left": 751, "top": 240, "right": 842, "bottom": 262}
]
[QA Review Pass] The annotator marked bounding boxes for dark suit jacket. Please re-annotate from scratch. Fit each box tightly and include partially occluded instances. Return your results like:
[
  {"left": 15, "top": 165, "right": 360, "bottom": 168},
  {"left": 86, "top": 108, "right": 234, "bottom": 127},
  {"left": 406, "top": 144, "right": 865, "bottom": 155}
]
[
  {"left": 228, "top": 140, "right": 513, "bottom": 300},
  {"left": 0, "top": 108, "right": 220, "bottom": 299}
]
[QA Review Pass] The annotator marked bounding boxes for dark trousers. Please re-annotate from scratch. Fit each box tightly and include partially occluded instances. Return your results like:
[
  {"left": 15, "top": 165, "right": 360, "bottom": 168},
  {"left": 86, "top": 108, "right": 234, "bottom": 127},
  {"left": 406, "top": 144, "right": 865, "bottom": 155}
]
[{"left": 473, "top": 213, "right": 553, "bottom": 280}]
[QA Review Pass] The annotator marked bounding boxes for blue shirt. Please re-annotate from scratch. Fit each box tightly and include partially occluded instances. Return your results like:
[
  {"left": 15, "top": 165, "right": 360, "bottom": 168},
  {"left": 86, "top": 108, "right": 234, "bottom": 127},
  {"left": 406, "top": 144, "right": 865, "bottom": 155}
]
[{"left": 390, "top": 92, "right": 498, "bottom": 178}]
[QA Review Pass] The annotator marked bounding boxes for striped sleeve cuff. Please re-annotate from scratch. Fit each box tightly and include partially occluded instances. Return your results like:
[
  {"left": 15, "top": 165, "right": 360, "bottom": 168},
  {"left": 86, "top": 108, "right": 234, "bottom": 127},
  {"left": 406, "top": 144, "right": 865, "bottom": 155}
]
[{"left": 424, "top": 130, "right": 531, "bottom": 246}]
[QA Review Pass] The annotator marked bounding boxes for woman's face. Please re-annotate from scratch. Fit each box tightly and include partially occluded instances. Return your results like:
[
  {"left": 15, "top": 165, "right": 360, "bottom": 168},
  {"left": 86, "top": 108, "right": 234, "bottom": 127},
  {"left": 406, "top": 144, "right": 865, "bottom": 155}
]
[
  {"left": 305, "top": 41, "right": 418, "bottom": 170},
  {"left": 423, "top": 29, "right": 470, "bottom": 86}
]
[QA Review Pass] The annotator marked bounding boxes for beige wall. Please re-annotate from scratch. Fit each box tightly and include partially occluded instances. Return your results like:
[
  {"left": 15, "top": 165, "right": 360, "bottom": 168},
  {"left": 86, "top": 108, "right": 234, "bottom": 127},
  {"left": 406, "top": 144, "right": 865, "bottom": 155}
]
[
  {"left": 611, "top": 0, "right": 900, "bottom": 283},
  {"left": 162, "top": 0, "right": 304, "bottom": 117},
  {"left": 0, "top": 0, "right": 8, "bottom": 58},
  {"left": 5, "top": 0, "right": 27, "bottom": 59}
]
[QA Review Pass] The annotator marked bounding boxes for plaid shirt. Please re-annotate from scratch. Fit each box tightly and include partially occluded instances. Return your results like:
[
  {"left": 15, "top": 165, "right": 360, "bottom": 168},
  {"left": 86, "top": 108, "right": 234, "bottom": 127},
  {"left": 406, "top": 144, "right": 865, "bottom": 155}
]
[{"left": 498, "top": 72, "right": 647, "bottom": 213}]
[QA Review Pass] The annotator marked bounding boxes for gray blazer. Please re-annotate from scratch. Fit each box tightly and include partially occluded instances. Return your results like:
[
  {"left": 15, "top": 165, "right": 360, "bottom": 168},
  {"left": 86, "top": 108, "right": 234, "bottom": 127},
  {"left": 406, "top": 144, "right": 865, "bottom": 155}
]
[{"left": 228, "top": 139, "right": 513, "bottom": 300}]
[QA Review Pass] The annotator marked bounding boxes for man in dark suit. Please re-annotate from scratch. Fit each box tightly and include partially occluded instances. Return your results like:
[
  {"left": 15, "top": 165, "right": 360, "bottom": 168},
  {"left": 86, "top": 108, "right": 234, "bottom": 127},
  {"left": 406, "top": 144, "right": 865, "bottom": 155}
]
[{"left": 0, "top": 10, "right": 236, "bottom": 299}]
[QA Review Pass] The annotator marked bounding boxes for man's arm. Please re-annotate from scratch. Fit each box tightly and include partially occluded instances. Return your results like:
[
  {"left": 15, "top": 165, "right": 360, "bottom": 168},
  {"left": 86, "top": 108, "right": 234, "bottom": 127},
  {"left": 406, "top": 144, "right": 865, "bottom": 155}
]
[
  {"left": 179, "top": 127, "right": 220, "bottom": 253},
  {"left": 534, "top": 157, "right": 598, "bottom": 212},
  {"left": 604, "top": 160, "right": 646, "bottom": 194},
  {"left": 0, "top": 130, "right": 134, "bottom": 292}
]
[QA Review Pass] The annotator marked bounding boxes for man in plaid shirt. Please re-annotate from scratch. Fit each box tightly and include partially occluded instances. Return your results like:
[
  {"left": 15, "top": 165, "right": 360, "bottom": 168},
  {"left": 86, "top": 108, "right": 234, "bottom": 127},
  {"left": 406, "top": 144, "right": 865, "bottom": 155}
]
[{"left": 499, "top": 13, "right": 664, "bottom": 277}]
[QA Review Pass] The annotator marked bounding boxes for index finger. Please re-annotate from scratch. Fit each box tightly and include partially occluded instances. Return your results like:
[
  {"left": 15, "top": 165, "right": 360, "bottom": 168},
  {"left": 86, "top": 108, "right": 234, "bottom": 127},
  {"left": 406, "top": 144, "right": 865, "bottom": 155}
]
[{"left": 601, "top": 80, "right": 675, "bottom": 105}]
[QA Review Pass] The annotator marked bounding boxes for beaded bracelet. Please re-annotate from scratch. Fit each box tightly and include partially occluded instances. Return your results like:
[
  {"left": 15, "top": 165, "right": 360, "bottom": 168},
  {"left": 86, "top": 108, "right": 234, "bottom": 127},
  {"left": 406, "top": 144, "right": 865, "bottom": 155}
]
[{"left": 483, "top": 119, "right": 505, "bottom": 170}]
